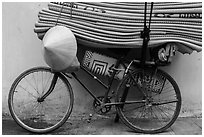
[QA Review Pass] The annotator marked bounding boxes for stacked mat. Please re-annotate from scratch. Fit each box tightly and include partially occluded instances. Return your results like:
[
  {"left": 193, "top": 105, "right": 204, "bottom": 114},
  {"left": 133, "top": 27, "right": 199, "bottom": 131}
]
[{"left": 34, "top": 2, "right": 202, "bottom": 54}]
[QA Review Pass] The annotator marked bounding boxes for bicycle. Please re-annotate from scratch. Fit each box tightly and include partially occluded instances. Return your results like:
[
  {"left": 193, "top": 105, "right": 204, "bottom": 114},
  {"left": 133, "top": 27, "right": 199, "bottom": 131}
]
[
  {"left": 8, "top": 50, "right": 181, "bottom": 134},
  {"left": 8, "top": 2, "right": 181, "bottom": 134}
]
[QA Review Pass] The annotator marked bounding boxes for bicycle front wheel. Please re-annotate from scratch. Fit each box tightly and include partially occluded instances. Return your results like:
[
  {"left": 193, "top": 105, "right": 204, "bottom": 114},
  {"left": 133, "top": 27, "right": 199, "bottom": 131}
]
[
  {"left": 8, "top": 67, "right": 74, "bottom": 133},
  {"left": 115, "top": 68, "right": 181, "bottom": 134}
]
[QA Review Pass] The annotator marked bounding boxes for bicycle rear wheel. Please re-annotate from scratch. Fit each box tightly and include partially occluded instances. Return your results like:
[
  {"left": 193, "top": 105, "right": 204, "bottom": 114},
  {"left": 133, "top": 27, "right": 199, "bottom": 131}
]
[
  {"left": 8, "top": 67, "right": 74, "bottom": 133},
  {"left": 115, "top": 68, "right": 181, "bottom": 134}
]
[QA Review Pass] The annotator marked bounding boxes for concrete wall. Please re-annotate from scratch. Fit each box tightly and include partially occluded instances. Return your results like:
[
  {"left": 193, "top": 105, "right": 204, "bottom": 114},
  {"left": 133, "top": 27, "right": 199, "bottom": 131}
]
[{"left": 2, "top": 2, "right": 202, "bottom": 117}]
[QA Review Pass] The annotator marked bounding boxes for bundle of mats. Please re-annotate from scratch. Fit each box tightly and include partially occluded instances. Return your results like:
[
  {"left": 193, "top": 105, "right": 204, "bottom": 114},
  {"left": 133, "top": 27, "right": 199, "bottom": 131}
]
[{"left": 34, "top": 2, "right": 202, "bottom": 54}]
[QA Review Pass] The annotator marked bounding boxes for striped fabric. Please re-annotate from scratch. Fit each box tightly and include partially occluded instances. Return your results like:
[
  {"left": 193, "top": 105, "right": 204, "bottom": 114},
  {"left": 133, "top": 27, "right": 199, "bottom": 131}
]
[{"left": 34, "top": 2, "right": 202, "bottom": 54}]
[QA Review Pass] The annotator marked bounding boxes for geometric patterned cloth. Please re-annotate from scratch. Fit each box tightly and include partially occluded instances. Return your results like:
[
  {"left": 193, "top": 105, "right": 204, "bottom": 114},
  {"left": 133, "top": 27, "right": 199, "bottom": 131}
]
[{"left": 83, "top": 50, "right": 117, "bottom": 76}]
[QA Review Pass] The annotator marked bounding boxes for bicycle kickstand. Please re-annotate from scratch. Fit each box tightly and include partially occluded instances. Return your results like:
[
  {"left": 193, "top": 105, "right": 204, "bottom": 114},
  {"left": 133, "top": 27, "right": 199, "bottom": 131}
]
[{"left": 114, "top": 84, "right": 130, "bottom": 122}]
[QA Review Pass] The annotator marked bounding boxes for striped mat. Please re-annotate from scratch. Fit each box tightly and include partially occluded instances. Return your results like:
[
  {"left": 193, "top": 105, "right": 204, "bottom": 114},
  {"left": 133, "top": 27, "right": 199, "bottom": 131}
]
[{"left": 34, "top": 2, "right": 202, "bottom": 54}]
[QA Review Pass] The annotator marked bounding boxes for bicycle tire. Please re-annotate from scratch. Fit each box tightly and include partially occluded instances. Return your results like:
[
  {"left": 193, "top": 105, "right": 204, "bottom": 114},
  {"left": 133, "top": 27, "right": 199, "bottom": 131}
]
[
  {"left": 8, "top": 67, "right": 74, "bottom": 133},
  {"left": 115, "top": 68, "right": 181, "bottom": 134}
]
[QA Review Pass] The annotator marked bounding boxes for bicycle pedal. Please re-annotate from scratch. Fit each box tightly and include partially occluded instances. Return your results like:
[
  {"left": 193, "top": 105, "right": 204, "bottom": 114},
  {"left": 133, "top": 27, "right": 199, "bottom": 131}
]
[
  {"left": 111, "top": 90, "right": 115, "bottom": 94},
  {"left": 87, "top": 113, "right": 93, "bottom": 123}
]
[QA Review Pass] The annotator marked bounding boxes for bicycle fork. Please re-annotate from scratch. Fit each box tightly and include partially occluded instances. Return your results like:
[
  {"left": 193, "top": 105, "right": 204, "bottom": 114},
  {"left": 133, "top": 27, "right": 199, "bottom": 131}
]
[{"left": 37, "top": 73, "right": 59, "bottom": 102}]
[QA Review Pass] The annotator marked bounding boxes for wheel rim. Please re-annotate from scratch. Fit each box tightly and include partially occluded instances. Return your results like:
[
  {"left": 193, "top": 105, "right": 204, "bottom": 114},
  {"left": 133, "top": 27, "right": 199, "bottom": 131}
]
[
  {"left": 116, "top": 69, "right": 181, "bottom": 133},
  {"left": 9, "top": 68, "right": 73, "bottom": 132}
]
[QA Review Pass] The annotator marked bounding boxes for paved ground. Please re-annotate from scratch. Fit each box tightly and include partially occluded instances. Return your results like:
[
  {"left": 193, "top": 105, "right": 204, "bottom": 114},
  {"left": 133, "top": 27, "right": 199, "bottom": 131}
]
[{"left": 2, "top": 114, "right": 202, "bottom": 135}]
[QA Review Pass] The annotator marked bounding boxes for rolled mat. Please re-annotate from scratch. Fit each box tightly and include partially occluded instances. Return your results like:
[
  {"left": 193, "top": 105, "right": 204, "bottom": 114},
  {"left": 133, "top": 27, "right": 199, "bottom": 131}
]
[{"left": 34, "top": 2, "right": 202, "bottom": 54}]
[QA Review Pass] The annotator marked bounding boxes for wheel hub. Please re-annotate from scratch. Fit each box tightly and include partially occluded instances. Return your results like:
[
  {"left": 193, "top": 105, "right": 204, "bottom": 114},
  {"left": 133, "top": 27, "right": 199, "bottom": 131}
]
[
  {"left": 37, "top": 97, "right": 44, "bottom": 102},
  {"left": 145, "top": 97, "right": 154, "bottom": 108}
]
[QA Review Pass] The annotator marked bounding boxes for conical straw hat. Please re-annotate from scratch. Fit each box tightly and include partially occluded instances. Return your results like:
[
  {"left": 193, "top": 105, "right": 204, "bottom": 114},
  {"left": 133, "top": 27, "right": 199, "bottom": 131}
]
[{"left": 42, "top": 26, "right": 79, "bottom": 72}]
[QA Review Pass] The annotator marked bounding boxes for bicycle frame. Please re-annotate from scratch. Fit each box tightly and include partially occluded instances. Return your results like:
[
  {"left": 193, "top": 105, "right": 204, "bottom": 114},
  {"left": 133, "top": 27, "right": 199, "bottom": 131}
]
[
  {"left": 38, "top": 54, "right": 158, "bottom": 108},
  {"left": 68, "top": 57, "right": 127, "bottom": 105},
  {"left": 39, "top": 1, "right": 155, "bottom": 111}
]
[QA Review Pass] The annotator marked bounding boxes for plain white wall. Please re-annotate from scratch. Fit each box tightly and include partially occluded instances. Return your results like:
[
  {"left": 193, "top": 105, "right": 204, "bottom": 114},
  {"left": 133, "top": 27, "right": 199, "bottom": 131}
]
[
  {"left": 161, "top": 52, "right": 202, "bottom": 117},
  {"left": 2, "top": 2, "right": 47, "bottom": 113},
  {"left": 2, "top": 2, "right": 202, "bottom": 117}
]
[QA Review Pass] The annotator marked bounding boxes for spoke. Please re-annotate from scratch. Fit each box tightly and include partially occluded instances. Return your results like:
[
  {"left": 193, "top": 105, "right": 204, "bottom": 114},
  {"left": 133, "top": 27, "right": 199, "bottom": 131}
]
[
  {"left": 151, "top": 107, "right": 164, "bottom": 128},
  {"left": 123, "top": 104, "right": 146, "bottom": 114},
  {"left": 32, "top": 73, "right": 39, "bottom": 95},
  {"left": 27, "top": 102, "right": 40, "bottom": 117},
  {"left": 151, "top": 107, "right": 158, "bottom": 119},
  {"left": 162, "top": 85, "right": 173, "bottom": 91},
  {"left": 141, "top": 107, "right": 148, "bottom": 118},
  {"left": 159, "top": 106, "right": 173, "bottom": 116},
  {"left": 154, "top": 92, "right": 176, "bottom": 99},
  {"left": 34, "top": 103, "right": 40, "bottom": 113},
  {"left": 144, "top": 107, "right": 152, "bottom": 118},
  {"left": 134, "top": 107, "right": 144, "bottom": 119},
  {"left": 161, "top": 86, "right": 175, "bottom": 93},
  {"left": 154, "top": 105, "right": 167, "bottom": 122},
  {"left": 161, "top": 80, "right": 170, "bottom": 87},
  {"left": 149, "top": 107, "right": 153, "bottom": 118},
  {"left": 17, "top": 100, "right": 36, "bottom": 118},
  {"left": 54, "top": 81, "right": 65, "bottom": 91},
  {"left": 155, "top": 105, "right": 171, "bottom": 120},
  {"left": 140, "top": 106, "right": 146, "bottom": 118},
  {"left": 162, "top": 88, "right": 176, "bottom": 94},
  {"left": 156, "top": 105, "right": 173, "bottom": 124},
  {"left": 40, "top": 103, "right": 45, "bottom": 125},
  {"left": 42, "top": 73, "right": 52, "bottom": 95},
  {"left": 158, "top": 95, "right": 177, "bottom": 100},
  {"left": 146, "top": 107, "right": 153, "bottom": 118},
  {"left": 152, "top": 90, "right": 175, "bottom": 98},
  {"left": 17, "top": 85, "right": 38, "bottom": 99},
  {"left": 149, "top": 81, "right": 174, "bottom": 98},
  {"left": 158, "top": 105, "right": 175, "bottom": 114},
  {"left": 36, "top": 72, "right": 40, "bottom": 94},
  {"left": 25, "top": 77, "right": 40, "bottom": 95},
  {"left": 129, "top": 73, "right": 147, "bottom": 97},
  {"left": 163, "top": 103, "right": 177, "bottom": 108},
  {"left": 45, "top": 95, "right": 68, "bottom": 102},
  {"left": 43, "top": 101, "right": 59, "bottom": 113},
  {"left": 42, "top": 71, "right": 44, "bottom": 93},
  {"left": 41, "top": 76, "right": 64, "bottom": 97},
  {"left": 42, "top": 85, "right": 66, "bottom": 99},
  {"left": 149, "top": 77, "right": 156, "bottom": 96},
  {"left": 23, "top": 100, "right": 37, "bottom": 108}
]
